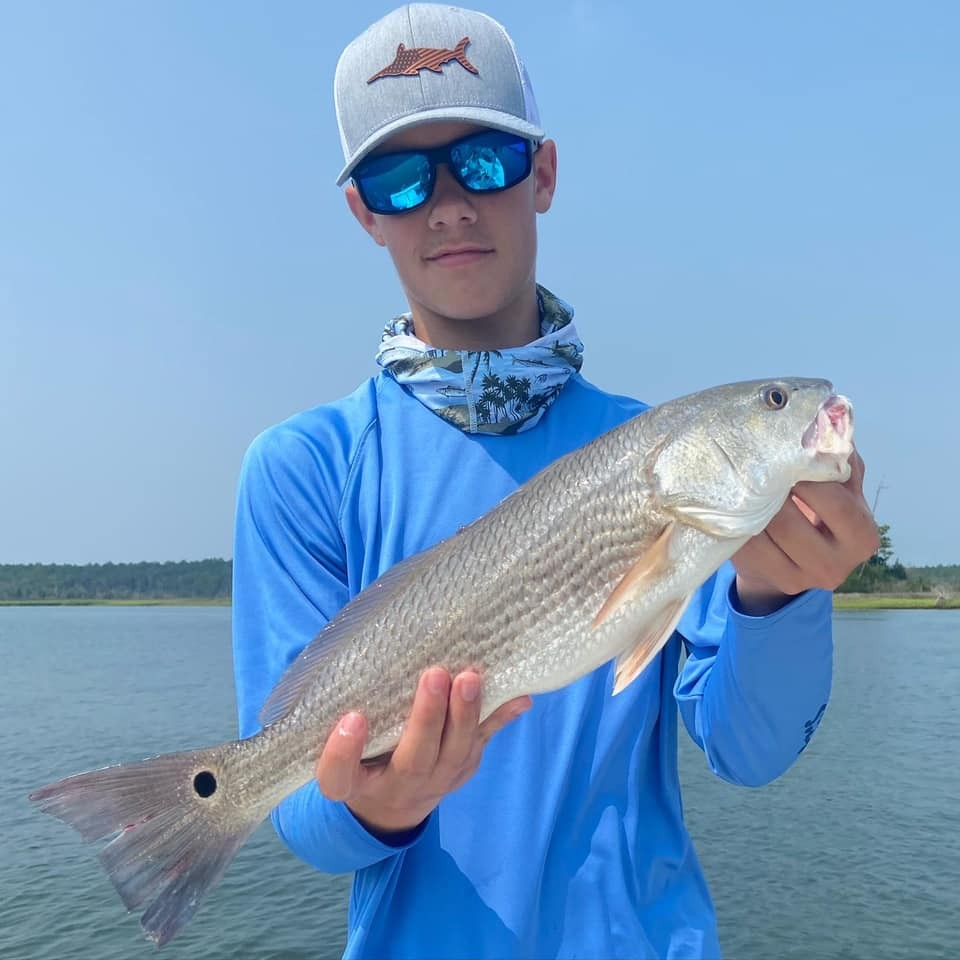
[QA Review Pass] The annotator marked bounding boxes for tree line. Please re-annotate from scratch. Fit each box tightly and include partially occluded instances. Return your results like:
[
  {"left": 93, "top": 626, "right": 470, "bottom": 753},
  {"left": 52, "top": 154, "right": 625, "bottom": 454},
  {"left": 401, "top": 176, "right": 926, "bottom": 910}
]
[
  {"left": 837, "top": 523, "right": 959, "bottom": 594},
  {"left": 1, "top": 534, "right": 955, "bottom": 602},
  {"left": 0, "top": 559, "right": 232, "bottom": 601}
]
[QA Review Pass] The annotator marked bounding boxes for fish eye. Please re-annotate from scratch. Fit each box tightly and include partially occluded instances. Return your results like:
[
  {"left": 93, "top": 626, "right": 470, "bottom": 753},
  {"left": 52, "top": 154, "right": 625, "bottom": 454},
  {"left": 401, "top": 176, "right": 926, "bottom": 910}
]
[{"left": 762, "top": 385, "right": 789, "bottom": 410}]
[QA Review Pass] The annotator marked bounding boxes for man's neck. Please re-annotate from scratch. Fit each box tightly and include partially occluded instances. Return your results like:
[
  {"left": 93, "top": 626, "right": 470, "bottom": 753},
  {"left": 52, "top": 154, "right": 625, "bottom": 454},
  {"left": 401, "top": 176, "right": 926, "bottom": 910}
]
[{"left": 408, "top": 286, "right": 540, "bottom": 351}]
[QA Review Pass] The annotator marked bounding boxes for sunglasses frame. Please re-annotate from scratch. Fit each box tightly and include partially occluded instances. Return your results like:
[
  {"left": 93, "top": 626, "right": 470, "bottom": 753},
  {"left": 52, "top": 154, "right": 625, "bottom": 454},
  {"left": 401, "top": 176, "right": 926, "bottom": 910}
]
[{"left": 352, "top": 129, "right": 537, "bottom": 216}]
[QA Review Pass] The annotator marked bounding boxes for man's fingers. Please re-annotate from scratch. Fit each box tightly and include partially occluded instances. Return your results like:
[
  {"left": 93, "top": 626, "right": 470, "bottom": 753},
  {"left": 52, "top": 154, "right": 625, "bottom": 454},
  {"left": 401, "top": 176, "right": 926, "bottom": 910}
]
[
  {"left": 792, "top": 476, "right": 878, "bottom": 558},
  {"left": 436, "top": 671, "right": 483, "bottom": 771},
  {"left": 389, "top": 667, "right": 451, "bottom": 777},
  {"left": 316, "top": 711, "right": 366, "bottom": 801},
  {"left": 734, "top": 530, "right": 805, "bottom": 595},
  {"left": 765, "top": 500, "right": 847, "bottom": 591},
  {"left": 764, "top": 498, "right": 829, "bottom": 560},
  {"left": 478, "top": 695, "right": 533, "bottom": 744},
  {"left": 765, "top": 487, "right": 877, "bottom": 590},
  {"left": 317, "top": 673, "right": 531, "bottom": 808}
]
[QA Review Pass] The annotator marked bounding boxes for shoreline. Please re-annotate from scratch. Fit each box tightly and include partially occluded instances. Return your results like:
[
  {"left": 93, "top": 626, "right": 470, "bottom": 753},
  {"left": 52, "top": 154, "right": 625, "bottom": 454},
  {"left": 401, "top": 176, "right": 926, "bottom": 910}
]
[
  {"left": 0, "top": 598, "right": 230, "bottom": 607},
  {"left": 833, "top": 594, "right": 960, "bottom": 610},
  {"left": 2, "top": 596, "right": 957, "bottom": 610}
]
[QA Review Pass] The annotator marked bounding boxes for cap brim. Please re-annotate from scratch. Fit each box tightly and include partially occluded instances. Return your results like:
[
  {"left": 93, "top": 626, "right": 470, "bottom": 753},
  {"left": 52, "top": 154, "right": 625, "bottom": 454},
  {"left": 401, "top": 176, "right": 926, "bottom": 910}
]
[{"left": 335, "top": 108, "right": 545, "bottom": 185}]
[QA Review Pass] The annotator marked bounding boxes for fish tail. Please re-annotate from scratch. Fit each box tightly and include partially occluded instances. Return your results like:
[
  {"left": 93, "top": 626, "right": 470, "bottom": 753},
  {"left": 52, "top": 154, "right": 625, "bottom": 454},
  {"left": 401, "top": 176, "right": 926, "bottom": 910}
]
[
  {"left": 454, "top": 36, "right": 479, "bottom": 74},
  {"left": 29, "top": 744, "right": 265, "bottom": 945}
]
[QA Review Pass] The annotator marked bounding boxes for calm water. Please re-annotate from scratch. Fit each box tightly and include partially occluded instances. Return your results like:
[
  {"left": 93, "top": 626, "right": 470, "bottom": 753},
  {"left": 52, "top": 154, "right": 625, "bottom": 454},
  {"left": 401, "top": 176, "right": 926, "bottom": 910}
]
[{"left": 1, "top": 607, "right": 957, "bottom": 959}]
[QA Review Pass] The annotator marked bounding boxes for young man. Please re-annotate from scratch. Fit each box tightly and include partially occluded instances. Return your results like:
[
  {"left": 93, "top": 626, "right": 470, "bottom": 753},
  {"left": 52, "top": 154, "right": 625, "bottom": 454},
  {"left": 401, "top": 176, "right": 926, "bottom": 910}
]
[{"left": 232, "top": 5, "right": 878, "bottom": 957}]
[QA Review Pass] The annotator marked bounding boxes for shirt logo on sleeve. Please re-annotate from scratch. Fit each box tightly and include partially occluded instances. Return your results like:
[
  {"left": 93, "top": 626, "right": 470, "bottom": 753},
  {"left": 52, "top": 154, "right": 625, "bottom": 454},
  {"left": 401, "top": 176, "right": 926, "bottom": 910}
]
[{"left": 799, "top": 702, "right": 827, "bottom": 753}]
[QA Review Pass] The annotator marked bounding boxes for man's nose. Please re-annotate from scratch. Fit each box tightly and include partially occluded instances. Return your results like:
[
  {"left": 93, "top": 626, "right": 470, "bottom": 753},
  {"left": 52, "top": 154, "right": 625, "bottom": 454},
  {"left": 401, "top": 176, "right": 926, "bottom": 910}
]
[{"left": 426, "top": 164, "right": 478, "bottom": 228}]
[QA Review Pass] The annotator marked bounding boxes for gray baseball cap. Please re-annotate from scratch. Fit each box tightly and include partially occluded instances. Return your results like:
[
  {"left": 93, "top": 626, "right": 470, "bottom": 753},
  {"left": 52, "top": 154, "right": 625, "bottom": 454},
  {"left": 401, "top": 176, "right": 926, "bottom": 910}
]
[{"left": 334, "top": 4, "right": 544, "bottom": 185}]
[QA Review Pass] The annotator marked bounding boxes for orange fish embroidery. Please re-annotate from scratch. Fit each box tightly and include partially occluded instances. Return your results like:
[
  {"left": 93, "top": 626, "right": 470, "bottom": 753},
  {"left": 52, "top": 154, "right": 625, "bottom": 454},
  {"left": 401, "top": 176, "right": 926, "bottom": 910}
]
[{"left": 367, "top": 36, "right": 479, "bottom": 84}]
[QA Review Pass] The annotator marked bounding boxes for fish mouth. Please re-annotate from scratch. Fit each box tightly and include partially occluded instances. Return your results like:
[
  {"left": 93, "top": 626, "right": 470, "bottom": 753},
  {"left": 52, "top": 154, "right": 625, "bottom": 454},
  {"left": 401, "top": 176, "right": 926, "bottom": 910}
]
[{"left": 802, "top": 394, "right": 854, "bottom": 458}]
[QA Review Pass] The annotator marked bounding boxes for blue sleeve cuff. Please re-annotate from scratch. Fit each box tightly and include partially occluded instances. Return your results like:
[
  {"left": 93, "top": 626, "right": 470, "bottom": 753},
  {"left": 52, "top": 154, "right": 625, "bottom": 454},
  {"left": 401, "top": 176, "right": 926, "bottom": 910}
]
[
  {"left": 727, "top": 580, "right": 829, "bottom": 626},
  {"left": 272, "top": 780, "right": 430, "bottom": 875}
]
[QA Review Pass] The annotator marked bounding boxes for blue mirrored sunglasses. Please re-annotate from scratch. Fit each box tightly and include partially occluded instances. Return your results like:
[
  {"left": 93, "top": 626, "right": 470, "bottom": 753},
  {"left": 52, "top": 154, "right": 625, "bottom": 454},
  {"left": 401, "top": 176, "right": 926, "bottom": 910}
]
[{"left": 352, "top": 129, "right": 535, "bottom": 215}]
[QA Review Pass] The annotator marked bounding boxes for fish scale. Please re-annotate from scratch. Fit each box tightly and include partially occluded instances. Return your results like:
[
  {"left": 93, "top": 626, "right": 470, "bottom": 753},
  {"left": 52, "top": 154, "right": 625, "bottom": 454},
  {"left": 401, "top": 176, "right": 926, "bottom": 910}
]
[{"left": 28, "top": 377, "right": 855, "bottom": 945}]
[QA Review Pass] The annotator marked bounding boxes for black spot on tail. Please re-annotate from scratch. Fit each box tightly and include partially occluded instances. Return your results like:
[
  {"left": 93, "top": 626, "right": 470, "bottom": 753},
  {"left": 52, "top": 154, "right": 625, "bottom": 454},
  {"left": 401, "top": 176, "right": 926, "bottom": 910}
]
[{"left": 193, "top": 771, "right": 217, "bottom": 798}]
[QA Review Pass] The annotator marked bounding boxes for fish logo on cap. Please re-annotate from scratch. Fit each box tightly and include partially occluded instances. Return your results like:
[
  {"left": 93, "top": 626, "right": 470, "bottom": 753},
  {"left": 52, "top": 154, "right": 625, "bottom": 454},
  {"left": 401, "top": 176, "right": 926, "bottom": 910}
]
[{"left": 367, "top": 36, "right": 479, "bottom": 83}]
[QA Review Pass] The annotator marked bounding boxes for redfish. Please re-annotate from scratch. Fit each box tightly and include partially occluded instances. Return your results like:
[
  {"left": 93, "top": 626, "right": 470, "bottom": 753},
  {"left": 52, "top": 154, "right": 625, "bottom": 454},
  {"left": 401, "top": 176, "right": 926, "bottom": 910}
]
[{"left": 30, "top": 377, "right": 854, "bottom": 945}]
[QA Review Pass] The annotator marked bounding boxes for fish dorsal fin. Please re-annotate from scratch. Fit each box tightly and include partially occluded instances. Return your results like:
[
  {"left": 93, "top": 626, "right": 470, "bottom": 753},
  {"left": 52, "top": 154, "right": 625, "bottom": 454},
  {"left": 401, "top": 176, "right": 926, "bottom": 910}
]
[
  {"left": 257, "top": 544, "right": 445, "bottom": 728},
  {"left": 592, "top": 522, "right": 675, "bottom": 630},
  {"left": 612, "top": 595, "right": 689, "bottom": 695}
]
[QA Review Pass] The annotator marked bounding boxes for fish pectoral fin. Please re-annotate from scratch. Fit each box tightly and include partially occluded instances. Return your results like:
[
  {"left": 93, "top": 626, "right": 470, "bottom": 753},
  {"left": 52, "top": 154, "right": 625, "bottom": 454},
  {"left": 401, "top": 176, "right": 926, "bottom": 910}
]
[
  {"left": 592, "top": 522, "right": 675, "bottom": 630},
  {"left": 612, "top": 595, "right": 690, "bottom": 695}
]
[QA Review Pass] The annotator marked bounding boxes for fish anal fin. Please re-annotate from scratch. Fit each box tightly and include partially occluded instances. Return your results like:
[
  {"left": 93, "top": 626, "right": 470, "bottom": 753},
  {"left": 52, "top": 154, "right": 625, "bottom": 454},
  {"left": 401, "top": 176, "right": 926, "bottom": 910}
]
[
  {"left": 612, "top": 595, "right": 689, "bottom": 695},
  {"left": 592, "top": 522, "right": 676, "bottom": 630}
]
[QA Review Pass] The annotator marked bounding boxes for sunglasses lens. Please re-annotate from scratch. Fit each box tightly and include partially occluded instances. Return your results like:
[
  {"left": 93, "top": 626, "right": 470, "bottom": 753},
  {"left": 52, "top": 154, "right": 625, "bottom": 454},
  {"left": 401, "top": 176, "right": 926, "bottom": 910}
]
[
  {"left": 356, "top": 152, "right": 433, "bottom": 213},
  {"left": 451, "top": 133, "right": 531, "bottom": 192},
  {"left": 354, "top": 131, "right": 533, "bottom": 213}
]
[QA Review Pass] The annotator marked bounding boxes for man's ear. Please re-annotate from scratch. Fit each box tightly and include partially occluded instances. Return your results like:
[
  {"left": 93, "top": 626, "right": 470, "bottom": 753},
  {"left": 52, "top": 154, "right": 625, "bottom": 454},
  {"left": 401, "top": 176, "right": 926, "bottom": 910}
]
[
  {"left": 533, "top": 139, "right": 558, "bottom": 214},
  {"left": 346, "top": 185, "right": 386, "bottom": 246}
]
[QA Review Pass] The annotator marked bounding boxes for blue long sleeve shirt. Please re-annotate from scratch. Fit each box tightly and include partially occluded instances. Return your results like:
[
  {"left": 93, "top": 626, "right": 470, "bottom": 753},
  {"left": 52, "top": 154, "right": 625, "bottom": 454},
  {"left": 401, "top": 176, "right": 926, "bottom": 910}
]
[{"left": 232, "top": 372, "right": 833, "bottom": 960}]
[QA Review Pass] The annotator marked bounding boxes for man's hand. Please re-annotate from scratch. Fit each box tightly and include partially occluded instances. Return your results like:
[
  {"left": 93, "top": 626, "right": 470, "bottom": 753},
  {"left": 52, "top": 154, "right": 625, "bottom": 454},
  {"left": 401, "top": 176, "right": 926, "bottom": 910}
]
[
  {"left": 733, "top": 449, "right": 880, "bottom": 615},
  {"left": 316, "top": 668, "right": 532, "bottom": 838}
]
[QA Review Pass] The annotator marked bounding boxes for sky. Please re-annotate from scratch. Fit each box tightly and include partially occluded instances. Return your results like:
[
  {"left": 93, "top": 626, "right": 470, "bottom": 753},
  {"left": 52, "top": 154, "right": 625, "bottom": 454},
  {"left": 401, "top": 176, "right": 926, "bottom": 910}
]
[{"left": 2, "top": 1, "right": 957, "bottom": 567}]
